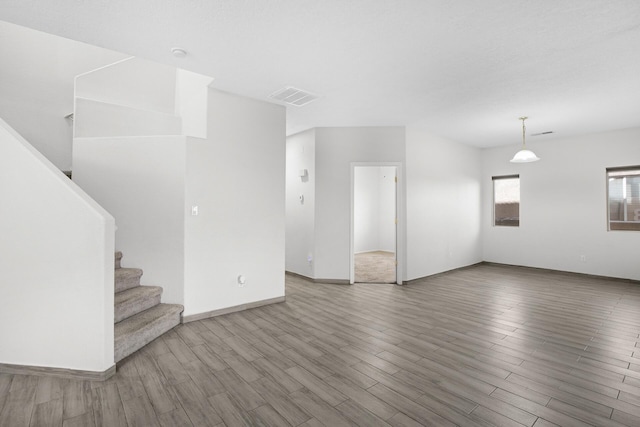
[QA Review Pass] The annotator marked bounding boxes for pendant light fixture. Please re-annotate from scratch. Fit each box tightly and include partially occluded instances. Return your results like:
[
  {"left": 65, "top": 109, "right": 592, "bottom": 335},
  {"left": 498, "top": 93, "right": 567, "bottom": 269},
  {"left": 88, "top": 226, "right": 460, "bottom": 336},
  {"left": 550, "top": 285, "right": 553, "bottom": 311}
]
[{"left": 510, "top": 116, "right": 540, "bottom": 163}]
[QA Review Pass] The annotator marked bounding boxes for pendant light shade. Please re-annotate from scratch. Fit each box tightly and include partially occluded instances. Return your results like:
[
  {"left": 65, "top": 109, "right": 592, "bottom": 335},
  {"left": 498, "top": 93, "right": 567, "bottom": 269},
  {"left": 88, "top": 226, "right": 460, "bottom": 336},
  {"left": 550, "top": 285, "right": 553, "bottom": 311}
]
[
  {"left": 510, "top": 149, "right": 540, "bottom": 163},
  {"left": 510, "top": 116, "right": 540, "bottom": 163}
]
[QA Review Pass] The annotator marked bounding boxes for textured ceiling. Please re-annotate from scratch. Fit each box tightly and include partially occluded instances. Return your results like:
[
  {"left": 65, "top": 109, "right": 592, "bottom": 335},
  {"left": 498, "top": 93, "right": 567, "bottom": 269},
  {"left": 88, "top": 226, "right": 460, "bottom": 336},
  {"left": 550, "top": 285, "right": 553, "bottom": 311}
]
[{"left": 1, "top": 0, "right": 640, "bottom": 147}]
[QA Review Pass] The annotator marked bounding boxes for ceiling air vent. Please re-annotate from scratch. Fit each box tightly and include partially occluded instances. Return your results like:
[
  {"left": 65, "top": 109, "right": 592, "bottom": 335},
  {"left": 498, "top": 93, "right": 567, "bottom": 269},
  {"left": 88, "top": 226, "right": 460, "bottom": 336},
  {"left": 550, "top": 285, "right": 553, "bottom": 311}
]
[{"left": 269, "top": 86, "right": 318, "bottom": 107}]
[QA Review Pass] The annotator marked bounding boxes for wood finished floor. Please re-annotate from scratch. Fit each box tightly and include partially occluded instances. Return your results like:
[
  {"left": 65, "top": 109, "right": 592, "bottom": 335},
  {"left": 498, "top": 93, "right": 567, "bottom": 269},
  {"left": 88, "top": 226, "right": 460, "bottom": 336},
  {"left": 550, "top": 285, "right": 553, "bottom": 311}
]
[{"left": 2, "top": 263, "right": 640, "bottom": 426}]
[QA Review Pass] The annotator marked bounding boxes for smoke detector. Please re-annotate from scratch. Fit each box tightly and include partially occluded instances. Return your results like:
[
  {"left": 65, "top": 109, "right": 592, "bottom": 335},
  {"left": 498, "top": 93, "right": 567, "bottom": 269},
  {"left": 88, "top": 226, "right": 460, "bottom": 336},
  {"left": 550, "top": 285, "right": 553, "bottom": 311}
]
[
  {"left": 269, "top": 86, "right": 318, "bottom": 107},
  {"left": 171, "top": 47, "right": 187, "bottom": 58}
]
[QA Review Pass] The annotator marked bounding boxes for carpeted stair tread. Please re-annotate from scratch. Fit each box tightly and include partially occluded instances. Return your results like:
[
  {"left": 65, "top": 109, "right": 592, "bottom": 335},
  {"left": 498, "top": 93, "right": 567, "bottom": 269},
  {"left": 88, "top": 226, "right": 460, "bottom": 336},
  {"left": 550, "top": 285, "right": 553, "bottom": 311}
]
[
  {"left": 114, "top": 286, "right": 163, "bottom": 323},
  {"left": 115, "top": 268, "right": 143, "bottom": 293},
  {"left": 115, "top": 303, "right": 183, "bottom": 362},
  {"left": 113, "top": 251, "right": 180, "bottom": 362}
]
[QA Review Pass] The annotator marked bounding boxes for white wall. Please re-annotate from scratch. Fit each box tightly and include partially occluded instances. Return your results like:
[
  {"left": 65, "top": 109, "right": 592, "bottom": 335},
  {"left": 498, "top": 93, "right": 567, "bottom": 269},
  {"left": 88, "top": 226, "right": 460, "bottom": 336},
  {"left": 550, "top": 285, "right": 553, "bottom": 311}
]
[
  {"left": 378, "top": 166, "right": 397, "bottom": 252},
  {"left": 184, "top": 90, "right": 285, "bottom": 316},
  {"left": 175, "top": 69, "right": 214, "bottom": 138},
  {"left": 482, "top": 127, "right": 640, "bottom": 281},
  {"left": 353, "top": 166, "right": 396, "bottom": 253},
  {"left": 0, "top": 118, "right": 115, "bottom": 372},
  {"left": 73, "top": 61, "right": 284, "bottom": 320},
  {"left": 315, "top": 127, "right": 405, "bottom": 280},
  {"left": 74, "top": 57, "right": 187, "bottom": 139},
  {"left": 354, "top": 167, "right": 381, "bottom": 253},
  {"left": 74, "top": 98, "right": 182, "bottom": 138},
  {"left": 73, "top": 136, "right": 186, "bottom": 305},
  {"left": 406, "top": 127, "right": 482, "bottom": 280},
  {"left": 285, "top": 129, "right": 316, "bottom": 277},
  {"left": 75, "top": 57, "right": 177, "bottom": 114},
  {"left": 0, "top": 21, "right": 127, "bottom": 170}
]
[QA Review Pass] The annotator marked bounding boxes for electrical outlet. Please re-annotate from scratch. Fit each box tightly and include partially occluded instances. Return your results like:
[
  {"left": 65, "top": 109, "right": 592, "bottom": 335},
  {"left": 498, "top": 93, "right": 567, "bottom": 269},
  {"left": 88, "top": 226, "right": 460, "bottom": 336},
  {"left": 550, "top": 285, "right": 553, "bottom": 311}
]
[
  {"left": 237, "top": 275, "right": 246, "bottom": 287},
  {"left": 580, "top": 255, "right": 586, "bottom": 262}
]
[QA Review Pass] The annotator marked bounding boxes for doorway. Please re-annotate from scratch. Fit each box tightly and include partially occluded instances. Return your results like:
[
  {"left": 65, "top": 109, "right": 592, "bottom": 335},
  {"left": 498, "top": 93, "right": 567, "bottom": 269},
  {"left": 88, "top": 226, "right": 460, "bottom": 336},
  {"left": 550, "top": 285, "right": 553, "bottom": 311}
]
[{"left": 351, "top": 165, "right": 397, "bottom": 284}]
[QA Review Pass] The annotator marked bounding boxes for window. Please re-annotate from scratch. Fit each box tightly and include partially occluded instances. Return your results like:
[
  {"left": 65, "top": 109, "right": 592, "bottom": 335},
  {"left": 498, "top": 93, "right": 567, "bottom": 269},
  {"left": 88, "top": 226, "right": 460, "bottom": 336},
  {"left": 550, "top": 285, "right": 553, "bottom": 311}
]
[
  {"left": 607, "top": 166, "right": 640, "bottom": 231},
  {"left": 493, "top": 175, "right": 520, "bottom": 226}
]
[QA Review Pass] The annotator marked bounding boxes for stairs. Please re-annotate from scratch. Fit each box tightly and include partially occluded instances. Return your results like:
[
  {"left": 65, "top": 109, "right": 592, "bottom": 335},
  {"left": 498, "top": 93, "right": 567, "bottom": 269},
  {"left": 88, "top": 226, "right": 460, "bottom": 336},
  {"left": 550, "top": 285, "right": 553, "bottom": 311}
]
[{"left": 114, "top": 251, "right": 183, "bottom": 362}]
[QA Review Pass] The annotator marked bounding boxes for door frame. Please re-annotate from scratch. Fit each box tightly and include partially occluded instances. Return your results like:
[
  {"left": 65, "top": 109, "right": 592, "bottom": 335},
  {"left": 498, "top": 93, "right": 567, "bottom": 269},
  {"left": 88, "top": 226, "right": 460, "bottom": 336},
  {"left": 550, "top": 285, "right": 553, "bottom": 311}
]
[{"left": 350, "top": 162, "right": 404, "bottom": 284}]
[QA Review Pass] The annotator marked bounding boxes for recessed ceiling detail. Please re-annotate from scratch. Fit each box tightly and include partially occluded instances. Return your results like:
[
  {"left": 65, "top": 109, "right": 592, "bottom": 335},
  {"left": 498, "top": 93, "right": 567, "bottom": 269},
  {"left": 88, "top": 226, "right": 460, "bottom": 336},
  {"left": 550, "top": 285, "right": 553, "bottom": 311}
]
[{"left": 269, "top": 87, "right": 318, "bottom": 107}]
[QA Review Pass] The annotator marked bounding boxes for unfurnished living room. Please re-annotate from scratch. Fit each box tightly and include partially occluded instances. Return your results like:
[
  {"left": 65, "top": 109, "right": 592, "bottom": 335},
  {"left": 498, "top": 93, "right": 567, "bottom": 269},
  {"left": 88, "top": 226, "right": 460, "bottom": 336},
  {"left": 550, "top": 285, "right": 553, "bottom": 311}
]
[{"left": 1, "top": 1, "right": 640, "bottom": 426}]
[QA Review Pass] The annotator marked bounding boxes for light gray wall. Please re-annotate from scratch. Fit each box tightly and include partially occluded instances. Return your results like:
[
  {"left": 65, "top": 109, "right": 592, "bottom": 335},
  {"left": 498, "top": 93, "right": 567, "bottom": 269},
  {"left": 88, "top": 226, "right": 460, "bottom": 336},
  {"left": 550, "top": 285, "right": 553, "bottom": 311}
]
[
  {"left": 354, "top": 166, "right": 396, "bottom": 253},
  {"left": 354, "top": 166, "right": 381, "bottom": 253},
  {"left": 315, "top": 127, "right": 405, "bottom": 280},
  {"left": 482, "top": 127, "right": 640, "bottom": 280},
  {"left": 285, "top": 129, "right": 316, "bottom": 277},
  {"left": 405, "top": 126, "right": 483, "bottom": 280},
  {"left": 378, "top": 166, "right": 397, "bottom": 252},
  {"left": 184, "top": 90, "right": 286, "bottom": 316},
  {"left": 74, "top": 136, "right": 187, "bottom": 305},
  {"left": 74, "top": 87, "right": 286, "bottom": 317}
]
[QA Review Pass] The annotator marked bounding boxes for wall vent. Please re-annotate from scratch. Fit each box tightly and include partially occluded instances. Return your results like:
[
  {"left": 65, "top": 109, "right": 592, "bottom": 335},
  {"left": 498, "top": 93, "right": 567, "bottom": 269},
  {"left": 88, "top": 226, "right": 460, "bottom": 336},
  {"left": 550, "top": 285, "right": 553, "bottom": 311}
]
[{"left": 269, "top": 86, "right": 318, "bottom": 107}]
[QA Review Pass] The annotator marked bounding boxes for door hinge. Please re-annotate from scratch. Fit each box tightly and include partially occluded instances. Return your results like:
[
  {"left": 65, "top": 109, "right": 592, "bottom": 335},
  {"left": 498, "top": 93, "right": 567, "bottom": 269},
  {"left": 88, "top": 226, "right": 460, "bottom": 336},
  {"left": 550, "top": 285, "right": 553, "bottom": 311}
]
[
  {"left": 394, "top": 218, "right": 398, "bottom": 224},
  {"left": 394, "top": 176, "right": 398, "bottom": 183}
]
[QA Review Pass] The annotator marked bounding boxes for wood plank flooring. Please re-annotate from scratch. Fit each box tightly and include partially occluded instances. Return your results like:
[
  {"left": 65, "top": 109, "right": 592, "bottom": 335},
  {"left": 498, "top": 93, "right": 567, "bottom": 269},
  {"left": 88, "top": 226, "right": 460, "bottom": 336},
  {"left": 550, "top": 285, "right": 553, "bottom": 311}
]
[{"left": 2, "top": 263, "right": 640, "bottom": 426}]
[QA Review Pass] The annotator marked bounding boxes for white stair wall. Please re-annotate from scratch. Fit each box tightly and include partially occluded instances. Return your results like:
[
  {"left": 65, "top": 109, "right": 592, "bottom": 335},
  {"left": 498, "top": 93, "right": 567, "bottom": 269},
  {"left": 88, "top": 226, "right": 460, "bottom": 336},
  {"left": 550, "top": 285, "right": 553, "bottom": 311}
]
[
  {"left": 73, "top": 135, "right": 187, "bottom": 306},
  {"left": 74, "top": 98, "right": 182, "bottom": 138},
  {"left": 75, "top": 57, "right": 177, "bottom": 114},
  {"left": 0, "top": 117, "right": 115, "bottom": 374},
  {"left": 73, "top": 58, "right": 212, "bottom": 139}
]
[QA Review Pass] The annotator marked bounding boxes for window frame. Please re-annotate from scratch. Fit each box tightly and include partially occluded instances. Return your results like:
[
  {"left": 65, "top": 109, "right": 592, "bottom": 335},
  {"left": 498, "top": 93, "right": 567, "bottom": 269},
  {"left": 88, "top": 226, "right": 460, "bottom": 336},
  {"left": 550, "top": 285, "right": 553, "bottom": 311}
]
[
  {"left": 492, "top": 174, "right": 520, "bottom": 227},
  {"left": 606, "top": 165, "right": 640, "bottom": 232}
]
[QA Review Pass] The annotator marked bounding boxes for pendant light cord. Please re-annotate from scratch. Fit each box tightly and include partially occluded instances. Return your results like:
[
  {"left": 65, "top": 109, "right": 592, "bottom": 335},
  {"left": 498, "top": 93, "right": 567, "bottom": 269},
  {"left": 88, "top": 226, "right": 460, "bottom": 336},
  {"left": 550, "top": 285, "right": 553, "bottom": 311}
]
[{"left": 520, "top": 116, "right": 527, "bottom": 148}]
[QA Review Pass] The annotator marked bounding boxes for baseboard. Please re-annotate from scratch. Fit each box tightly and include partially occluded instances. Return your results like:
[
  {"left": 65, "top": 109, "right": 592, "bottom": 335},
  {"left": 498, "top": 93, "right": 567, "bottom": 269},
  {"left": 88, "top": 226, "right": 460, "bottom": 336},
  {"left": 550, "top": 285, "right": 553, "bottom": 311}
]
[
  {"left": 285, "top": 271, "right": 351, "bottom": 285},
  {"left": 402, "top": 261, "right": 640, "bottom": 285},
  {"left": 480, "top": 261, "right": 640, "bottom": 284},
  {"left": 402, "top": 262, "right": 484, "bottom": 285},
  {"left": 354, "top": 250, "right": 395, "bottom": 255},
  {"left": 315, "top": 278, "right": 351, "bottom": 285},
  {"left": 0, "top": 362, "right": 116, "bottom": 381},
  {"left": 182, "top": 296, "right": 286, "bottom": 323}
]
